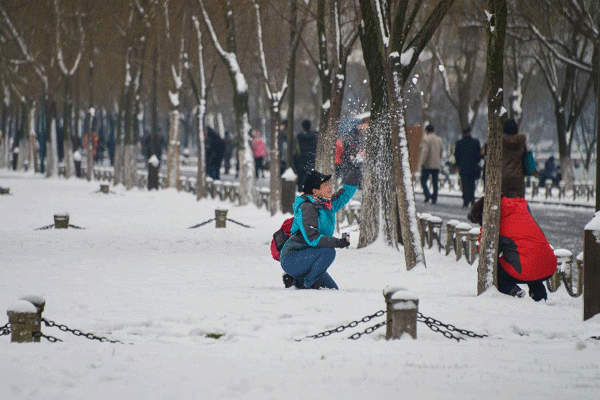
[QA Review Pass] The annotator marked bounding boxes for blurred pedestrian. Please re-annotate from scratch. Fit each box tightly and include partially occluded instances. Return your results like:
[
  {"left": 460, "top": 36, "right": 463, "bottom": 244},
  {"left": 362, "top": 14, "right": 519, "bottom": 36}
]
[
  {"left": 206, "top": 127, "right": 225, "bottom": 180},
  {"left": 296, "top": 119, "right": 317, "bottom": 191},
  {"left": 418, "top": 124, "right": 443, "bottom": 204},
  {"left": 454, "top": 125, "right": 481, "bottom": 208},
  {"left": 500, "top": 118, "right": 527, "bottom": 198},
  {"left": 252, "top": 129, "right": 267, "bottom": 178}
]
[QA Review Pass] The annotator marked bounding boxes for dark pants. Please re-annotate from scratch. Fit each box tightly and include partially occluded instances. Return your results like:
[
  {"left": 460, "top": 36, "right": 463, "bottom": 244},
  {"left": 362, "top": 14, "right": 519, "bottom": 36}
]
[
  {"left": 460, "top": 174, "right": 477, "bottom": 207},
  {"left": 281, "top": 247, "right": 338, "bottom": 289},
  {"left": 497, "top": 264, "right": 547, "bottom": 298},
  {"left": 254, "top": 156, "right": 264, "bottom": 178},
  {"left": 421, "top": 169, "right": 439, "bottom": 203}
]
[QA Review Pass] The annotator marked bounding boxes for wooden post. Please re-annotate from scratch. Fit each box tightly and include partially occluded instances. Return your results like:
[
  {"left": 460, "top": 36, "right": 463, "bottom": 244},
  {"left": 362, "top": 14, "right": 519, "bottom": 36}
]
[
  {"left": 467, "top": 227, "right": 481, "bottom": 265},
  {"left": 418, "top": 213, "right": 432, "bottom": 248},
  {"left": 100, "top": 184, "right": 109, "bottom": 194},
  {"left": 6, "top": 300, "right": 38, "bottom": 342},
  {"left": 0, "top": 187, "right": 9, "bottom": 195},
  {"left": 445, "top": 219, "right": 459, "bottom": 256},
  {"left": 215, "top": 209, "right": 228, "bottom": 228},
  {"left": 384, "top": 286, "right": 418, "bottom": 340},
  {"left": 427, "top": 216, "right": 443, "bottom": 251},
  {"left": 584, "top": 229, "right": 600, "bottom": 320},
  {"left": 19, "top": 295, "right": 45, "bottom": 342},
  {"left": 455, "top": 223, "right": 472, "bottom": 261},
  {"left": 54, "top": 213, "right": 70, "bottom": 229},
  {"left": 281, "top": 172, "right": 297, "bottom": 215}
]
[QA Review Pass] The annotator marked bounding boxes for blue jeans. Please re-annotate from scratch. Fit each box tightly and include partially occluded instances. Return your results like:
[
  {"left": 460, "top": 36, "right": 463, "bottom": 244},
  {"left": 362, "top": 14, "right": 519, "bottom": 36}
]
[{"left": 281, "top": 247, "right": 338, "bottom": 289}]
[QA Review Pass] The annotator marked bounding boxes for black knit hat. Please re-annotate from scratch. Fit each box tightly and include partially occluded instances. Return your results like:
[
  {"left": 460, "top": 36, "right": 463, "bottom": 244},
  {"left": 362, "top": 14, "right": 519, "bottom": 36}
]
[{"left": 301, "top": 170, "right": 332, "bottom": 194}]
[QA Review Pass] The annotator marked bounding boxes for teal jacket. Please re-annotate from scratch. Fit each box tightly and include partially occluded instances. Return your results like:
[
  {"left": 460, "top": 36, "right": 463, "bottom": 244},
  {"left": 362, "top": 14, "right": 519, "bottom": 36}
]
[{"left": 280, "top": 166, "right": 360, "bottom": 258}]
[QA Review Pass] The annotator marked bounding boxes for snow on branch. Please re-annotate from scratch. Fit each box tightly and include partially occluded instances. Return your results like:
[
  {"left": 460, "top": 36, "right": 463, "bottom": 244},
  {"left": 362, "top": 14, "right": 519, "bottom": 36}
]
[
  {"left": 529, "top": 23, "right": 592, "bottom": 73},
  {"left": 54, "top": 0, "right": 85, "bottom": 77}
]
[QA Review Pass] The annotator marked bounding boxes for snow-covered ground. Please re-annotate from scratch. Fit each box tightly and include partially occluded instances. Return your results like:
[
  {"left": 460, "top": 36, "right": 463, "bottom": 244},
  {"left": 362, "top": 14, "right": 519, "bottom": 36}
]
[{"left": 1, "top": 170, "right": 599, "bottom": 400}]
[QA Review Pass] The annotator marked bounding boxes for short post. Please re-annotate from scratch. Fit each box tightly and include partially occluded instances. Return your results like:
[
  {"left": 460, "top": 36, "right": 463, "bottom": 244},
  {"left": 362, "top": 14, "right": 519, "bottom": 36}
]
[
  {"left": 281, "top": 168, "right": 297, "bottom": 215},
  {"left": 418, "top": 213, "right": 432, "bottom": 248},
  {"left": 19, "top": 295, "right": 45, "bottom": 342},
  {"left": 467, "top": 227, "right": 481, "bottom": 265},
  {"left": 0, "top": 187, "right": 9, "bottom": 195},
  {"left": 73, "top": 150, "right": 82, "bottom": 178},
  {"left": 445, "top": 219, "right": 459, "bottom": 256},
  {"left": 584, "top": 228, "right": 600, "bottom": 320},
  {"left": 455, "top": 223, "right": 472, "bottom": 262},
  {"left": 100, "top": 183, "right": 110, "bottom": 194},
  {"left": 215, "top": 209, "right": 228, "bottom": 228},
  {"left": 54, "top": 213, "right": 70, "bottom": 229},
  {"left": 147, "top": 155, "right": 160, "bottom": 190},
  {"left": 6, "top": 300, "right": 38, "bottom": 342},
  {"left": 383, "top": 286, "right": 418, "bottom": 340},
  {"left": 426, "top": 216, "right": 443, "bottom": 250}
]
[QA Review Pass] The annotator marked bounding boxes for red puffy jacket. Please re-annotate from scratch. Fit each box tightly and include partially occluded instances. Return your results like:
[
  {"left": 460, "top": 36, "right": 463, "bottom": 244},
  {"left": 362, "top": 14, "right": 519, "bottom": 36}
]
[{"left": 498, "top": 197, "right": 557, "bottom": 281}]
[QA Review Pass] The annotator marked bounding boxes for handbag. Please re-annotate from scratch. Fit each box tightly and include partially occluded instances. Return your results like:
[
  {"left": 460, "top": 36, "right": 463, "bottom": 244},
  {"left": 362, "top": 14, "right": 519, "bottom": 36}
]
[{"left": 522, "top": 151, "right": 537, "bottom": 176}]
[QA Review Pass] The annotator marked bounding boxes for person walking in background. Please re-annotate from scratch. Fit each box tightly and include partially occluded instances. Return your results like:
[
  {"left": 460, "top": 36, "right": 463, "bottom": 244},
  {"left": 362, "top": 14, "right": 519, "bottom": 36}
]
[
  {"left": 205, "top": 127, "right": 225, "bottom": 180},
  {"left": 252, "top": 128, "right": 267, "bottom": 179},
  {"left": 222, "top": 131, "right": 234, "bottom": 175},
  {"left": 454, "top": 125, "right": 481, "bottom": 208},
  {"left": 418, "top": 124, "right": 443, "bottom": 204},
  {"left": 296, "top": 119, "right": 317, "bottom": 191},
  {"left": 500, "top": 118, "right": 527, "bottom": 198}
]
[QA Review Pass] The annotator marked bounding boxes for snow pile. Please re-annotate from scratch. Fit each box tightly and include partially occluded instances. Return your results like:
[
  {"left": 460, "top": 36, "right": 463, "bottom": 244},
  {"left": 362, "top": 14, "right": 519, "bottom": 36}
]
[{"left": 0, "top": 170, "right": 599, "bottom": 400}]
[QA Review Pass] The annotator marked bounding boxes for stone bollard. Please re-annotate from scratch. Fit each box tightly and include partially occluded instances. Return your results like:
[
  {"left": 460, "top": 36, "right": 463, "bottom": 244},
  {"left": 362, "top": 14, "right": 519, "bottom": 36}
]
[
  {"left": 100, "top": 184, "right": 110, "bottom": 194},
  {"left": 550, "top": 248, "right": 573, "bottom": 292},
  {"left": 445, "top": 219, "right": 460, "bottom": 256},
  {"left": 19, "top": 295, "right": 45, "bottom": 342},
  {"left": 215, "top": 209, "right": 228, "bottom": 228},
  {"left": 467, "top": 228, "right": 481, "bottom": 265},
  {"left": 7, "top": 300, "right": 38, "bottom": 342},
  {"left": 147, "top": 155, "right": 160, "bottom": 190},
  {"left": 0, "top": 187, "right": 9, "bottom": 195},
  {"left": 454, "top": 223, "right": 472, "bottom": 262},
  {"left": 383, "top": 286, "right": 418, "bottom": 340},
  {"left": 281, "top": 168, "right": 298, "bottom": 215},
  {"left": 54, "top": 213, "right": 70, "bottom": 229},
  {"left": 426, "top": 216, "right": 443, "bottom": 250},
  {"left": 418, "top": 213, "right": 432, "bottom": 248}
]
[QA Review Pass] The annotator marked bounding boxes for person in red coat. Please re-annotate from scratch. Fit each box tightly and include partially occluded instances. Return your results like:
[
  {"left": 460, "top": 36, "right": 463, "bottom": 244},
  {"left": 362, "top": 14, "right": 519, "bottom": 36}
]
[{"left": 468, "top": 196, "right": 557, "bottom": 301}]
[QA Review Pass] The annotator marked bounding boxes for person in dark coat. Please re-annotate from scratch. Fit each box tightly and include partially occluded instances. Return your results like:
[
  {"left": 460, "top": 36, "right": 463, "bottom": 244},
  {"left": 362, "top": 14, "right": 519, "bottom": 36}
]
[
  {"left": 468, "top": 196, "right": 557, "bottom": 301},
  {"left": 280, "top": 164, "right": 361, "bottom": 290},
  {"left": 539, "top": 156, "right": 556, "bottom": 187},
  {"left": 205, "top": 127, "right": 225, "bottom": 180},
  {"left": 454, "top": 125, "right": 481, "bottom": 208},
  {"left": 501, "top": 118, "right": 527, "bottom": 197},
  {"left": 296, "top": 119, "right": 318, "bottom": 191}
]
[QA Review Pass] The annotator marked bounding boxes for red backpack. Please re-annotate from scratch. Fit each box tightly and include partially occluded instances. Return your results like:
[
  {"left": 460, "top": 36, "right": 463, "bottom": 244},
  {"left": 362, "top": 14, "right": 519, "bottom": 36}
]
[{"left": 270, "top": 217, "right": 294, "bottom": 261}]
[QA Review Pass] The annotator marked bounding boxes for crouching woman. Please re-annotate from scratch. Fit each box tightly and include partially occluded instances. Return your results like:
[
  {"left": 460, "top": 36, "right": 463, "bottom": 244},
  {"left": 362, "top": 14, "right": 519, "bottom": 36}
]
[
  {"left": 468, "top": 196, "right": 557, "bottom": 301},
  {"left": 280, "top": 166, "right": 360, "bottom": 289}
]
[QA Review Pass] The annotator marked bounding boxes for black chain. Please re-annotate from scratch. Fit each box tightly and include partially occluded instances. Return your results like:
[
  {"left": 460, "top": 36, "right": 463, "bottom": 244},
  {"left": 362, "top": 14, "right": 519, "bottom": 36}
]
[
  {"left": 226, "top": 218, "right": 253, "bottom": 228},
  {"left": 35, "top": 224, "right": 55, "bottom": 230},
  {"left": 559, "top": 271, "right": 583, "bottom": 298},
  {"left": 296, "top": 310, "right": 385, "bottom": 341},
  {"left": 348, "top": 320, "right": 386, "bottom": 340},
  {"left": 591, "top": 336, "right": 600, "bottom": 340},
  {"left": 32, "top": 331, "right": 63, "bottom": 342},
  {"left": 188, "top": 219, "right": 215, "bottom": 229},
  {"left": 417, "top": 312, "right": 488, "bottom": 342},
  {"left": 42, "top": 318, "right": 129, "bottom": 344},
  {"left": 0, "top": 322, "right": 10, "bottom": 336}
]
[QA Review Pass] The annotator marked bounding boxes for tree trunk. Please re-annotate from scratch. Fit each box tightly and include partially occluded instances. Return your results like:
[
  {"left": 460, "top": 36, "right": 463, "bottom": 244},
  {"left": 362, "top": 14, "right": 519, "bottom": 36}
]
[
  {"left": 63, "top": 76, "right": 74, "bottom": 178},
  {"left": 387, "top": 53, "right": 426, "bottom": 270},
  {"left": 316, "top": 73, "right": 344, "bottom": 178},
  {"left": 27, "top": 104, "right": 37, "bottom": 172},
  {"left": 286, "top": 0, "right": 298, "bottom": 172},
  {"left": 166, "top": 110, "right": 181, "bottom": 190},
  {"left": 269, "top": 107, "right": 282, "bottom": 215},
  {"left": 196, "top": 103, "right": 207, "bottom": 199},
  {"left": 477, "top": 0, "right": 507, "bottom": 295}
]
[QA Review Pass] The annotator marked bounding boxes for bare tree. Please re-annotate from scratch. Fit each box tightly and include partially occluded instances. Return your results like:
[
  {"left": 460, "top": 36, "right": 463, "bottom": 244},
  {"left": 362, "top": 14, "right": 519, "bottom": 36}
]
[
  {"left": 198, "top": 0, "right": 257, "bottom": 205},
  {"left": 358, "top": 0, "right": 456, "bottom": 270},
  {"left": 190, "top": 15, "right": 208, "bottom": 200},
  {"left": 54, "top": 0, "right": 85, "bottom": 179},
  {"left": 477, "top": 0, "right": 507, "bottom": 294}
]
